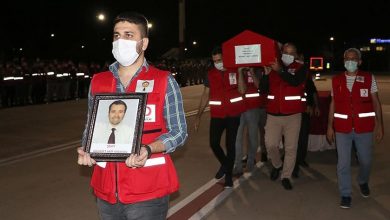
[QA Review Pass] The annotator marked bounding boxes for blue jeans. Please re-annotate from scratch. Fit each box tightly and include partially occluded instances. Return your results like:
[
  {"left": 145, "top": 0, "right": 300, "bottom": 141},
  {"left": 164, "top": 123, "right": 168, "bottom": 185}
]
[
  {"left": 336, "top": 131, "right": 373, "bottom": 197},
  {"left": 96, "top": 196, "right": 169, "bottom": 220},
  {"left": 235, "top": 108, "right": 266, "bottom": 172}
]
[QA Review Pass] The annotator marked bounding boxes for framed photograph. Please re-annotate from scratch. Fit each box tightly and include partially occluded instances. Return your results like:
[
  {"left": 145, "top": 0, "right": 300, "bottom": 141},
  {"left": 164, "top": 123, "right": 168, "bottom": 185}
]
[{"left": 84, "top": 93, "right": 147, "bottom": 161}]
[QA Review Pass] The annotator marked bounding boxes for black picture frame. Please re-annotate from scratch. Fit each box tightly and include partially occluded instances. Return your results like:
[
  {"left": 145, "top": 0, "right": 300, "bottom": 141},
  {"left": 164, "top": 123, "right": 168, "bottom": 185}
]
[{"left": 84, "top": 93, "right": 147, "bottom": 161}]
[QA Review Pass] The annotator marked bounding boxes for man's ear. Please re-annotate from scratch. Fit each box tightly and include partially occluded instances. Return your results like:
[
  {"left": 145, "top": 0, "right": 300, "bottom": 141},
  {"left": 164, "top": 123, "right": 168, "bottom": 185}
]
[{"left": 142, "top": 38, "right": 149, "bottom": 51}]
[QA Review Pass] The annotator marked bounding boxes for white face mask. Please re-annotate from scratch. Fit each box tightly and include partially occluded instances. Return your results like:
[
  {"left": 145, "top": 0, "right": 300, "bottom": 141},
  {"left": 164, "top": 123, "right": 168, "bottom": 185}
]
[
  {"left": 344, "top": 60, "right": 358, "bottom": 73},
  {"left": 281, "top": 54, "right": 295, "bottom": 66},
  {"left": 112, "top": 39, "right": 141, "bottom": 66},
  {"left": 214, "top": 62, "right": 224, "bottom": 71}
]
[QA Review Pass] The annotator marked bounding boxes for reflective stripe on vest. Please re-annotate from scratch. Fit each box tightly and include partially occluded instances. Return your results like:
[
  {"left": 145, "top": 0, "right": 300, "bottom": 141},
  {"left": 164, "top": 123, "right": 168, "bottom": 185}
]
[
  {"left": 267, "top": 95, "right": 275, "bottom": 99},
  {"left": 144, "top": 156, "right": 166, "bottom": 167},
  {"left": 334, "top": 113, "right": 348, "bottom": 119},
  {"left": 245, "top": 93, "right": 260, "bottom": 98},
  {"left": 301, "top": 98, "right": 307, "bottom": 101},
  {"left": 230, "top": 97, "right": 243, "bottom": 103},
  {"left": 359, "top": 112, "right": 376, "bottom": 118},
  {"left": 285, "top": 96, "right": 301, "bottom": 100},
  {"left": 209, "top": 101, "right": 222, "bottom": 105}
]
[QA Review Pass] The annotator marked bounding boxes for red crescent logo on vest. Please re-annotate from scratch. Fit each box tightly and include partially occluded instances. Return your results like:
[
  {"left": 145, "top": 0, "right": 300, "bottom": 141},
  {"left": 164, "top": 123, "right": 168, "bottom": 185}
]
[
  {"left": 145, "top": 106, "right": 151, "bottom": 116},
  {"left": 145, "top": 104, "right": 156, "bottom": 122}
]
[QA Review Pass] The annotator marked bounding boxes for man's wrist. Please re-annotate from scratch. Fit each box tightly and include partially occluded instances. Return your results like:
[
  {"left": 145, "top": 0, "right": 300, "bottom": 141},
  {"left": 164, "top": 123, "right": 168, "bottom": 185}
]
[{"left": 142, "top": 145, "right": 152, "bottom": 159}]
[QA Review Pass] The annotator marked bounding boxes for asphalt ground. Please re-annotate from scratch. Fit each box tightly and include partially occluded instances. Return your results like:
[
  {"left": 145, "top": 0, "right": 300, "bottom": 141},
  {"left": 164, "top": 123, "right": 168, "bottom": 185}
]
[{"left": 1, "top": 73, "right": 390, "bottom": 220}]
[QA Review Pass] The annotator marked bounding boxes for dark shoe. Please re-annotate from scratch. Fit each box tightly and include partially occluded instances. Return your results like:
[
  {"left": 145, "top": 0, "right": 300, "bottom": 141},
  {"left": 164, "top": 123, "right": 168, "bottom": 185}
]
[
  {"left": 340, "top": 196, "right": 351, "bottom": 209},
  {"left": 270, "top": 166, "right": 282, "bottom": 181},
  {"left": 261, "top": 152, "right": 268, "bottom": 162},
  {"left": 301, "top": 161, "right": 309, "bottom": 167},
  {"left": 359, "top": 183, "right": 370, "bottom": 198},
  {"left": 215, "top": 166, "right": 225, "bottom": 180},
  {"left": 224, "top": 176, "right": 233, "bottom": 188},
  {"left": 281, "top": 178, "right": 293, "bottom": 190}
]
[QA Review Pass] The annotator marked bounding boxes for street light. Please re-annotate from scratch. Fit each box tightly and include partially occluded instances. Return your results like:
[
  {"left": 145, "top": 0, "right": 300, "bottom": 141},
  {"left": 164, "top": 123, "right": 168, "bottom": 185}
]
[
  {"left": 147, "top": 23, "right": 153, "bottom": 29},
  {"left": 192, "top": 41, "right": 197, "bottom": 45},
  {"left": 50, "top": 33, "right": 55, "bottom": 37},
  {"left": 97, "top": 13, "right": 105, "bottom": 21}
]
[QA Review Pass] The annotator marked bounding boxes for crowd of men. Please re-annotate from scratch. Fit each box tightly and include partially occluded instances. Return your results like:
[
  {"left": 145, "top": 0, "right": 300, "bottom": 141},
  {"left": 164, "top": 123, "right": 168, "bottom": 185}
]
[
  {"left": 154, "top": 58, "right": 209, "bottom": 87},
  {"left": 0, "top": 57, "right": 209, "bottom": 108},
  {"left": 0, "top": 57, "right": 100, "bottom": 107},
  {"left": 195, "top": 44, "right": 383, "bottom": 209}
]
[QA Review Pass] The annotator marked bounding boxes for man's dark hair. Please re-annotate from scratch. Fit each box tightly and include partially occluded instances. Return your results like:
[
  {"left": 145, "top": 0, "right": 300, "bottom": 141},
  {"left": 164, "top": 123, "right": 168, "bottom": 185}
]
[
  {"left": 109, "top": 100, "right": 127, "bottom": 113},
  {"left": 211, "top": 46, "right": 222, "bottom": 56},
  {"left": 283, "top": 42, "right": 298, "bottom": 53},
  {"left": 114, "top": 12, "right": 149, "bottom": 37}
]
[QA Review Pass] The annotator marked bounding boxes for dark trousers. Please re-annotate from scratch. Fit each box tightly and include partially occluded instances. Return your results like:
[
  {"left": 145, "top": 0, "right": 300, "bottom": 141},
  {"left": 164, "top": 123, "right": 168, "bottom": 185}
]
[
  {"left": 296, "top": 112, "right": 310, "bottom": 166},
  {"left": 96, "top": 196, "right": 169, "bottom": 220},
  {"left": 209, "top": 116, "right": 240, "bottom": 177}
]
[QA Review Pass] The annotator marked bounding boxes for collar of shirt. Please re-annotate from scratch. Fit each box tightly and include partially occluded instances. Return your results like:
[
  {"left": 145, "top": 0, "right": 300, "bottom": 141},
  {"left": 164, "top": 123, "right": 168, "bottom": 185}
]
[{"left": 108, "top": 59, "right": 150, "bottom": 92}]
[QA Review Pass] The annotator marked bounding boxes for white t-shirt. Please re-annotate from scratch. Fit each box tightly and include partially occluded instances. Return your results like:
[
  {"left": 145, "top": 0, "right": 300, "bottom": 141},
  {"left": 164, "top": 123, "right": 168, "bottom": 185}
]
[{"left": 331, "top": 73, "right": 378, "bottom": 96}]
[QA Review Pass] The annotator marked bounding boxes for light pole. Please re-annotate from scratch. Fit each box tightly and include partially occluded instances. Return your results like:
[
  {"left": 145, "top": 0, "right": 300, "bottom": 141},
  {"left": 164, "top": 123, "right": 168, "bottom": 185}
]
[
  {"left": 330, "top": 36, "right": 335, "bottom": 70},
  {"left": 179, "top": 0, "right": 186, "bottom": 54}
]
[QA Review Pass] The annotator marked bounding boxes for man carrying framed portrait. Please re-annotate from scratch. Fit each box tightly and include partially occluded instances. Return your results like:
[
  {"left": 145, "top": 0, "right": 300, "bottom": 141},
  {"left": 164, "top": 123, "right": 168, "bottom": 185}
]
[{"left": 77, "top": 11, "right": 188, "bottom": 220}]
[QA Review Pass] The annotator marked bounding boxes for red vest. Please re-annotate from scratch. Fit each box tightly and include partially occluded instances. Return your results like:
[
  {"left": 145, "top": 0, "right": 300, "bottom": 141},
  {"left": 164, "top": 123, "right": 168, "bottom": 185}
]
[
  {"left": 266, "top": 62, "right": 306, "bottom": 114},
  {"left": 89, "top": 66, "right": 179, "bottom": 204},
  {"left": 243, "top": 72, "right": 266, "bottom": 110},
  {"left": 332, "top": 71, "right": 375, "bottom": 133},
  {"left": 208, "top": 67, "right": 245, "bottom": 118}
]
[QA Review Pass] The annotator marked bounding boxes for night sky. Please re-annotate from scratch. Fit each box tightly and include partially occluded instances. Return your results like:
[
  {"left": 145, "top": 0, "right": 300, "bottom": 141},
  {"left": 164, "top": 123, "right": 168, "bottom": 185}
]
[{"left": 1, "top": 0, "right": 389, "bottom": 62}]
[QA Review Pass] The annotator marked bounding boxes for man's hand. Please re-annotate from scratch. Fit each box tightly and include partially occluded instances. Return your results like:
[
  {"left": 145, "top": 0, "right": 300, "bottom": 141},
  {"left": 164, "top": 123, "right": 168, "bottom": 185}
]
[
  {"left": 264, "top": 66, "right": 272, "bottom": 76},
  {"left": 264, "top": 58, "right": 281, "bottom": 75},
  {"left": 375, "top": 124, "right": 384, "bottom": 143},
  {"left": 125, "top": 147, "right": 149, "bottom": 168},
  {"left": 77, "top": 147, "right": 96, "bottom": 167},
  {"left": 269, "top": 58, "right": 282, "bottom": 72},
  {"left": 238, "top": 67, "right": 253, "bottom": 75},
  {"left": 326, "top": 127, "right": 335, "bottom": 145}
]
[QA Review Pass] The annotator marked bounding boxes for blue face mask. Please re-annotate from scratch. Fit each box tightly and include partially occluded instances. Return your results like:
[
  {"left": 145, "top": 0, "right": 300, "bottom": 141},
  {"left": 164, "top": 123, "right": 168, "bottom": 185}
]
[{"left": 344, "top": 60, "right": 358, "bottom": 73}]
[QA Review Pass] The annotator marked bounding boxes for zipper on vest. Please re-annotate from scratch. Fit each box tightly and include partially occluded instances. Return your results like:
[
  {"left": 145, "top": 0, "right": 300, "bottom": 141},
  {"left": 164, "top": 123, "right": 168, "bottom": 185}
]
[
  {"left": 115, "top": 162, "right": 119, "bottom": 200},
  {"left": 350, "top": 93, "right": 355, "bottom": 129}
]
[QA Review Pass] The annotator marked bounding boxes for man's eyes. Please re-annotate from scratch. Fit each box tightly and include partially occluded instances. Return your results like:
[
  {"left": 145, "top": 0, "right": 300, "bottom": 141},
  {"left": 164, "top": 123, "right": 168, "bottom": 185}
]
[{"left": 113, "top": 33, "right": 133, "bottom": 39}]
